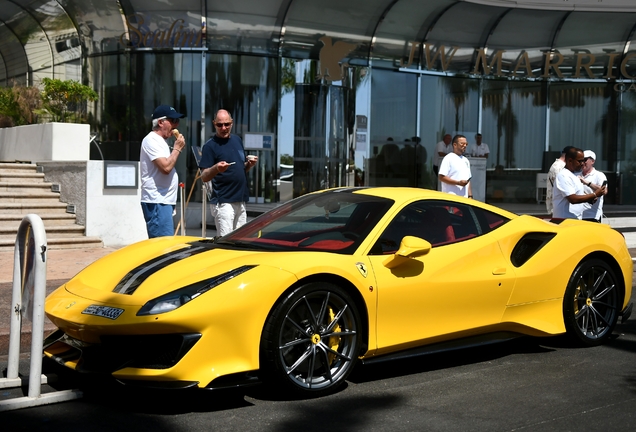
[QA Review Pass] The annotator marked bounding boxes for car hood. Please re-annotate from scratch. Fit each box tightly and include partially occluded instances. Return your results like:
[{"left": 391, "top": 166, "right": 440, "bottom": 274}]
[{"left": 62, "top": 236, "right": 301, "bottom": 306}]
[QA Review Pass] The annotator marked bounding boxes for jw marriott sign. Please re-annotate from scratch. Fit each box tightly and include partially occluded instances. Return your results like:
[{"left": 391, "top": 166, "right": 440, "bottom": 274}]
[{"left": 400, "top": 42, "right": 636, "bottom": 80}]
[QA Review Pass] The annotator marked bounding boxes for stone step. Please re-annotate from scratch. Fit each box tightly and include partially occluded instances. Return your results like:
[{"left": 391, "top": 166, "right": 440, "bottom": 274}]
[
  {"left": 0, "top": 162, "right": 37, "bottom": 173},
  {"left": 0, "top": 162, "right": 103, "bottom": 252},
  {"left": 0, "top": 224, "right": 85, "bottom": 238},
  {"left": 0, "top": 235, "right": 103, "bottom": 252},
  {"left": 0, "top": 181, "right": 55, "bottom": 192},
  {"left": 0, "top": 172, "right": 45, "bottom": 183},
  {"left": 0, "top": 192, "right": 62, "bottom": 203},
  {"left": 0, "top": 213, "right": 77, "bottom": 229},
  {"left": 0, "top": 202, "right": 69, "bottom": 214}
]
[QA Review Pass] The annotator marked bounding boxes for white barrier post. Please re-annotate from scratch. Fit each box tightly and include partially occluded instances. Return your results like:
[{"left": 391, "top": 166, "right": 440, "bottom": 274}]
[
  {"left": 0, "top": 214, "right": 82, "bottom": 411},
  {"left": 202, "top": 181, "right": 207, "bottom": 237},
  {"left": 180, "top": 182, "right": 186, "bottom": 236}
]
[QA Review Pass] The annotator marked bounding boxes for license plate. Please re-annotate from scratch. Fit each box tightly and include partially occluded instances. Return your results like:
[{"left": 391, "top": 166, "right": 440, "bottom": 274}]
[{"left": 82, "top": 305, "right": 124, "bottom": 320}]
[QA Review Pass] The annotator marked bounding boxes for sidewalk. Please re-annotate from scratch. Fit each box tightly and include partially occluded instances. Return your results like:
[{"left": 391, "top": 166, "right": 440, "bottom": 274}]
[{"left": 1, "top": 208, "right": 636, "bottom": 357}]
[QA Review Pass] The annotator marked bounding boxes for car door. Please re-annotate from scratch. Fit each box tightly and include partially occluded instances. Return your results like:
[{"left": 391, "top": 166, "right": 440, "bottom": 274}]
[{"left": 365, "top": 200, "right": 517, "bottom": 354}]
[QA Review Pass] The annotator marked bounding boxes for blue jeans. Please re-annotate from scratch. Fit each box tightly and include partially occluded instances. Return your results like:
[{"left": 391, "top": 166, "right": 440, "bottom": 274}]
[{"left": 141, "top": 202, "right": 175, "bottom": 238}]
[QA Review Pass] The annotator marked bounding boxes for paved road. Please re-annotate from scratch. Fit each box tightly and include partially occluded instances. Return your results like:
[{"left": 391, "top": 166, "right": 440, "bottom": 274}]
[{"left": 3, "top": 290, "right": 636, "bottom": 431}]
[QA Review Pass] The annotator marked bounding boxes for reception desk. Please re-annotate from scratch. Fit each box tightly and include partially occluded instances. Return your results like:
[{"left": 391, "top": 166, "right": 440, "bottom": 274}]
[{"left": 467, "top": 157, "right": 487, "bottom": 202}]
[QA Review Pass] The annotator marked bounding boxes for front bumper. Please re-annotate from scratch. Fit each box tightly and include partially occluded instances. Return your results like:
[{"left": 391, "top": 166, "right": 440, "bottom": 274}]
[{"left": 44, "top": 330, "right": 201, "bottom": 375}]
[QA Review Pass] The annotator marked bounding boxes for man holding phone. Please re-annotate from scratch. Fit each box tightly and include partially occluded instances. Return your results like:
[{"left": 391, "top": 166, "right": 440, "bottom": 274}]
[
  {"left": 438, "top": 134, "right": 472, "bottom": 198},
  {"left": 553, "top": 148, "right": 606, "bottom": 221},
  {"left": 199, "top": 109, "right": 258, "bottom": 236},
  {"left": 579, "top": 150, "right": 608, "bottom": 222}
]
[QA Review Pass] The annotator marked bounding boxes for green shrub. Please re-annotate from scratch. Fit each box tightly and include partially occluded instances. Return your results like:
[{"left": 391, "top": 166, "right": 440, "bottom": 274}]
[
  {"left": 0, "top": 81, "right": 41, "bottom": 127},
  {"left": 39, "top": 78, "right": 98, "bottom": 123},
  {"left": 0, "top": 78, "right": 98, "bottom": 127}
]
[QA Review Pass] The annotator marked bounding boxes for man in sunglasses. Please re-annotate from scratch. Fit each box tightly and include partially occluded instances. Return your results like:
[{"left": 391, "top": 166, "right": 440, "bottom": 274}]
[
  {"left": 140, "top": 104, "right": 186, "bottom": 238},
  {"left": 199, "top": 109, "right": 258, "bottom": 236},
  {"left": 552, "top": 147, "right": 606, "bottom": 220}
]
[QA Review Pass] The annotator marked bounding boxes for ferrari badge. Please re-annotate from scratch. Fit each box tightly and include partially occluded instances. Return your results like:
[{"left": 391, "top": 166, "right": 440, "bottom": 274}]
[{"left": 356, "top": 262, "right": 368, "bottom": 278}]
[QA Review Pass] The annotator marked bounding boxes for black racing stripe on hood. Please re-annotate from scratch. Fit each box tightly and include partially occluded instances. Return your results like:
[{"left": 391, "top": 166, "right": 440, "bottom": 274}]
[{"left": 113, "top": 245, "right": 210, "bottom": 295}]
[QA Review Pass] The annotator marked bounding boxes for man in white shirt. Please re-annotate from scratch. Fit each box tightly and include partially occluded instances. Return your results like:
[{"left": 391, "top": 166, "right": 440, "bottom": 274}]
[
  {"left": 433, "top": 134, "right": 452, "bottom": 175},
  {"left": 580, "top": 150, "right": 608, "bottom": 222},
  {"left": 438, "top": 135, "right": 472, "bottom": 198},
  {"left": 552, "top": 147, "right": 605, "bottom": 220},
  {"left": 468, "top": 133, "right": 489, "bottom": 158},
  {"left": 546, "top": 146, "right": 573, "bottom": 215},
  {"left": 140, "top": 105, "right": 186, "bottom": 238}
]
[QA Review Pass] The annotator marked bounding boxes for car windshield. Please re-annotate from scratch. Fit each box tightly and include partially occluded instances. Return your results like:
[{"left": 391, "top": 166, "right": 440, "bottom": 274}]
[{"left": 220, "top": 189, "right": 394, "bottom": 253}]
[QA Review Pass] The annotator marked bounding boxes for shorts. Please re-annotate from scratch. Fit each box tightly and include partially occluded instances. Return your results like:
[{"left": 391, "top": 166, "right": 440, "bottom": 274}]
[{"left": 141, "top": 202, "right": 175, "bottom": 238}]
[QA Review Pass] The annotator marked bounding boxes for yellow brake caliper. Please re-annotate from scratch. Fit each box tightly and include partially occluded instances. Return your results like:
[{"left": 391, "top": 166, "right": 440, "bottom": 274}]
[
  {"left": 574, "top": 284, "right": 582, "bottom": 315},
  {"left": 326, "top": 307, "right": 341, "bottom": 365}
]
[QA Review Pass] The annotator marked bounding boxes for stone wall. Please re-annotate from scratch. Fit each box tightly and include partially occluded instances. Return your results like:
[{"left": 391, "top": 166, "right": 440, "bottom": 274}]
[{"left": 37, "top": 161, "right": 87, "bottom": 226}]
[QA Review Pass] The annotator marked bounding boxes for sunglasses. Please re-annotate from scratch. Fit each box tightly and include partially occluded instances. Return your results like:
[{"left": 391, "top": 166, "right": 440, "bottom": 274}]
[{"left": 215, "top": 122, "right": 232, "bottom": 128}]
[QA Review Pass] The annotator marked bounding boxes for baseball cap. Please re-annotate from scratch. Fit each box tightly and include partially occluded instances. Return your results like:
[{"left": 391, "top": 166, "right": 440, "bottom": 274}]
[
  {"left": 584, "top": 150, "right": 596, "bottom": 161},
  {"left": 152, "top": 105, "right": 185, "bottom": 120}
]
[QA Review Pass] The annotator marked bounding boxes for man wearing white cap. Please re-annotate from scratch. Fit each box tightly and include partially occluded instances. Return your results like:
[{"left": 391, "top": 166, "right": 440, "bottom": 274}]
[{"left": 579, "top": 150, "right": 608, "bottom": 222}]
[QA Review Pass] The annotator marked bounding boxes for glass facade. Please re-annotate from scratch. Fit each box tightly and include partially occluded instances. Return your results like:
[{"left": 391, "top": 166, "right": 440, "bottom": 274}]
[{"left": 2, "top": 0, "right": 636, "bottom": 209}]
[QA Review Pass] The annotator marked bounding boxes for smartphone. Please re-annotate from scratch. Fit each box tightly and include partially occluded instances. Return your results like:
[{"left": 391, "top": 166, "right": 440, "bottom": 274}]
[
  {"left": 466, "top": 177, "right": 472, "bottom": 183},
  {"left": 602, "top": 180, "right": 607, "bottom": 187}
]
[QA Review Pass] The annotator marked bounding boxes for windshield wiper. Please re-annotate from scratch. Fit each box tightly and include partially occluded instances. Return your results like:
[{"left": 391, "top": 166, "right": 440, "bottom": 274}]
[{"left": 214, "top": 239, "right": 269, "bottom": 250}]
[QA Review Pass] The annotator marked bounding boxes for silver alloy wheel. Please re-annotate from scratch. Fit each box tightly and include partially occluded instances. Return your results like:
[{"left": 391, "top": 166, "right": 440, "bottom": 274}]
[
  {"left": 564, "top": 259, "right": 620, "bottom": 346},
  {"left": 275, "top": 286, "right": 359, "bottom": 391}
]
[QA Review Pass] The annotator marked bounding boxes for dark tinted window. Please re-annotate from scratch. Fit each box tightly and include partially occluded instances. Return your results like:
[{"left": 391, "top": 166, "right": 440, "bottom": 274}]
[{"left": 370, "top": 200, "right": 509, "bottom": 254}]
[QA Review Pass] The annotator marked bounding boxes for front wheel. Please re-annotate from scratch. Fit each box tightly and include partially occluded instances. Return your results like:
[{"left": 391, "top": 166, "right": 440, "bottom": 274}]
[
  {"left": 260, "top": 282, "right": 361, "bottom": 396},
  {"left": 563, "top": 258, "right": 621, "bottom": 347}
]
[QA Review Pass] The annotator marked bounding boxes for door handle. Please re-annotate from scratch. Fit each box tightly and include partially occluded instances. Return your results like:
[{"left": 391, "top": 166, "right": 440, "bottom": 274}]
[{"left": 492, "top": 268, "right": 506, "bottom": 275}]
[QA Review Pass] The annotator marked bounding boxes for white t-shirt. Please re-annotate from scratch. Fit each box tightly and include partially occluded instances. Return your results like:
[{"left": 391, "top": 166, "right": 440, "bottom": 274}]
[
  {"left": 546, "top": 158, "right": 565, "bottom": 215},
  {"left": 468, "top": 142, "right": 490, "bottom": 157},
  {"left": 434, "top": 140, "right": 452, "bottom": 166},
  {"left": 140, "top": 131, "right": 179, "bottom": 205},
  {"left": 553, "top": 168, "right": 590, "bottom": 219},
  {"left": 581, "top": 169, "right": 607, "bottom": 220},
  {"left": 439, "top": 152, "right": 471, "bottom": 197}
]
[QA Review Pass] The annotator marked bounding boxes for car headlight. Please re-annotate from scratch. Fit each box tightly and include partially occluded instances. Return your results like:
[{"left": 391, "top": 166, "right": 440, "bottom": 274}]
[{"left": 137, "top": 265, "right": 256, "bottom": 316}]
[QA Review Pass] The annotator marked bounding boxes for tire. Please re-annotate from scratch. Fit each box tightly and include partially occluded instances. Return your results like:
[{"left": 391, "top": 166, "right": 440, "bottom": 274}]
[
  {"left": 260, "top": 282, "right": 361, "bottom": 396},
  {"left": 563, "top": 258, "right": 620, "bottom": 347}
]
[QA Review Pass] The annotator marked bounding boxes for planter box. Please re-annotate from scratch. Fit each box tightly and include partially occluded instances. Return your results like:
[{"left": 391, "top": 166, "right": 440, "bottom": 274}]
[{"left": 0, "top": 122, "right": 89, "bottom": 162}]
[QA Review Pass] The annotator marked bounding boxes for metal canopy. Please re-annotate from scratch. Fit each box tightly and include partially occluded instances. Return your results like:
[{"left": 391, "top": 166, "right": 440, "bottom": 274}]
[{"left": 0, "top": 0, "right": 634, "bottom": 84}]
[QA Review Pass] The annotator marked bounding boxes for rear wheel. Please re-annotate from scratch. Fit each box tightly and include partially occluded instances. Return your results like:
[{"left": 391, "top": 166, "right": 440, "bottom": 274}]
[
  {"left": 260, "top": 282, "right": 361, "bottom": 396},
  {"left": 563, "top": 259, "right": 620, "bottom": 346}
]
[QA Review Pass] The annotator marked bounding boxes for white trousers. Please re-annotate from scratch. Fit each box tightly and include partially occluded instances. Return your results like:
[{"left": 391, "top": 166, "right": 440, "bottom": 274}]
[{"left": 210, "top": 202, "right": 247, "bottom": 237}]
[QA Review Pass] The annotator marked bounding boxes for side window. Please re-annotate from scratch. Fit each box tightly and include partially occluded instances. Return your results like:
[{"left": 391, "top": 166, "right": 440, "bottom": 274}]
[{"left": 370, "top": 200, "right": 509, "bottom": 255}]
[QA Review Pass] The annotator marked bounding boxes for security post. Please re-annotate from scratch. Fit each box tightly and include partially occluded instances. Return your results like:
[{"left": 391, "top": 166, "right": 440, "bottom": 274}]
[{"left": 0, "top": 214, "right": 82, "bottom": 411}]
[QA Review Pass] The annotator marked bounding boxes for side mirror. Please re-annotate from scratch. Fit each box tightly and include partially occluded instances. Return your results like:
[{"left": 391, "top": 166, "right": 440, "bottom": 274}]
[{"left": 383, "top": 236, "right": 432, "bottom": 269}]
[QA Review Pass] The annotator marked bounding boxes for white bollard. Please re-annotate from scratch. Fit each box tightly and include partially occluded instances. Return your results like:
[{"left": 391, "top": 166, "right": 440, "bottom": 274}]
[
  {"left": 0, "top": 214, "right": 82, "bottom": 411},
  {"left": 180, "top": 182, "right": 186, "bottom": 236}
]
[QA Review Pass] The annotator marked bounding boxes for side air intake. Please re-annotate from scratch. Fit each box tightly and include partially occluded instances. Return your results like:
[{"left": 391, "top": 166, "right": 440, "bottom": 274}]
[{"left": 510, "top": 233, "right": 556, "bottom": 267}]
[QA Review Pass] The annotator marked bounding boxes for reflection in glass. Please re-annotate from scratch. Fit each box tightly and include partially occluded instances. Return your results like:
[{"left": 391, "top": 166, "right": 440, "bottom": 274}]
[
  {"left": 482, "top": 80, "right": 546, "bottom": 169},
  {"left": 420, "top": 75, "right": 478, "bottom": 189},
  {"left": 369, "top": 70, "right": 417, "bottom": 187},
  {"left": 549, "top": 82, "right": 611, "bottom": 162},
  {"left": 620, "top": 91, "right": 636, "bottom": 204},
  {"left": 482, "top": 80, "right": 546, "bottom": 204}
]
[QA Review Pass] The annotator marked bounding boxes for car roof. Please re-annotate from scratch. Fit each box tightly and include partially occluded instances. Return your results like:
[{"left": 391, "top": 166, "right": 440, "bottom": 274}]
[{"left": 340, "top": 187, "right": 519, "bottom": 219}]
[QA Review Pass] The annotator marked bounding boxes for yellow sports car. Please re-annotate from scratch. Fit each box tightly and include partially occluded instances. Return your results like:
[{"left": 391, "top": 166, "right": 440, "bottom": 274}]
[{"left": 44, "top": 187, "right": 633, "bottom": 395}]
